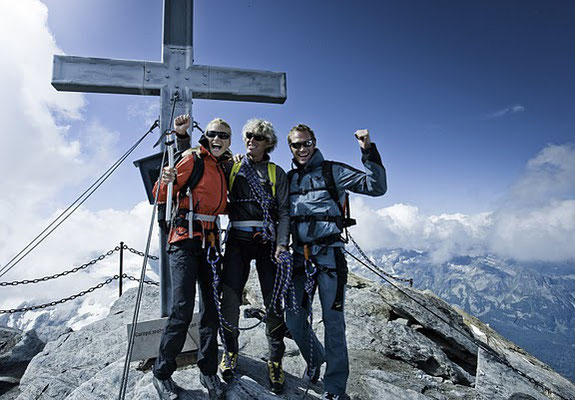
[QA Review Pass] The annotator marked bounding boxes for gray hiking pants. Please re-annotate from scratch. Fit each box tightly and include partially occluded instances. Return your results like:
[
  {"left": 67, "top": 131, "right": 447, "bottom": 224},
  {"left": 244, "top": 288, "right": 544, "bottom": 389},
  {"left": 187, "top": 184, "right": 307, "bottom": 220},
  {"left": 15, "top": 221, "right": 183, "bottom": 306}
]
[{"left": 285, "top": 247, "right": 349, "bottom": 395}]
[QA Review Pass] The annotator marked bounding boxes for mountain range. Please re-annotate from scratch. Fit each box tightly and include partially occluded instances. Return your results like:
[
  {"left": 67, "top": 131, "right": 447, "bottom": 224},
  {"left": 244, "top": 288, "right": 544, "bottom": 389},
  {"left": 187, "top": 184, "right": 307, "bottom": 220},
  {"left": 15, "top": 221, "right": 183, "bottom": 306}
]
[{"left": 347, "top": 247, "right": 575, "bottom": 383}]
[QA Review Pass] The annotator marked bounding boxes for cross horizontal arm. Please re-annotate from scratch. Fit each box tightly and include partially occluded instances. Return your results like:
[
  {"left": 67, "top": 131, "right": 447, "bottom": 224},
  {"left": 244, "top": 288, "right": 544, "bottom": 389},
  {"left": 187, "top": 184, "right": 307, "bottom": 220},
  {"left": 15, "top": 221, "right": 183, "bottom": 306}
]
[
  {"left": 190, "top": 64, "right": 286, "bottom": 104},
  {"left": 52, "top": 55, "right": 155, "bottom": 95},
  {"left": 52, "top": 55, "right": 287, "bottom": 103}
]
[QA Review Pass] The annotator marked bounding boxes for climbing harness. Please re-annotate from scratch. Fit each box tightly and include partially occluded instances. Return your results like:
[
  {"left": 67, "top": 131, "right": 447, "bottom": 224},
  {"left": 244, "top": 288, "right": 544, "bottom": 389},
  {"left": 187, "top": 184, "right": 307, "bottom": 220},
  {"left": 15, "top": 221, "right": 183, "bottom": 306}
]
[
  {"left": 234, "top": 157, "right": 295, "bottom": 313},
  {"left": 288, "top": 160, "right": 356, "bottom": 248}
]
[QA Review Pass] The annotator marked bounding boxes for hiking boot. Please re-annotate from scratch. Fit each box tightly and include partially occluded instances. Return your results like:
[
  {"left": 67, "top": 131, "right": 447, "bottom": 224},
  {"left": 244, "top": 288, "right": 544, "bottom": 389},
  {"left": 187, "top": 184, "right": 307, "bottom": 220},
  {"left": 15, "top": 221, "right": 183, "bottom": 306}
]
[
  {"left": 267, "top": 360, "right": 285, "bottom": 394},
  {"left": 152, "top": 376, "right": 179, "bottom": 400},
  {"left": 219, "top": 351, "right": 238, "bottom": 382},
  {"left": 303, "top": 363, "right": 321, "bottom": 384},
  {"left": 200, "top": 373, "right": 225, "bottom": 400},
  {"left": 322, "top": 392, "right": 350, "bottom": 400}
]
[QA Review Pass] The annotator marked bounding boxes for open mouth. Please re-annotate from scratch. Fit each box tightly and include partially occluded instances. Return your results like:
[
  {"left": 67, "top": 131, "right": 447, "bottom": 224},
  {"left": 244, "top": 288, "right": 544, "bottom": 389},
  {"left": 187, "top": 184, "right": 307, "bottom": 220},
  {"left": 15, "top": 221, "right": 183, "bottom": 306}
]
[{"left": 212, "top": 143, "right": 223, "bottom": 151}]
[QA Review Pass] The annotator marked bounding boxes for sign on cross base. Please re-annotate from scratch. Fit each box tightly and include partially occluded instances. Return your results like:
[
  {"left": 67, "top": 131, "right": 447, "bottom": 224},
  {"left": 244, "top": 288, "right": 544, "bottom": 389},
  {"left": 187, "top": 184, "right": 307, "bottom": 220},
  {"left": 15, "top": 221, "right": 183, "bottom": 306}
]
[{"left": 51, "top": 0, "right": 286, "bottom": 355}]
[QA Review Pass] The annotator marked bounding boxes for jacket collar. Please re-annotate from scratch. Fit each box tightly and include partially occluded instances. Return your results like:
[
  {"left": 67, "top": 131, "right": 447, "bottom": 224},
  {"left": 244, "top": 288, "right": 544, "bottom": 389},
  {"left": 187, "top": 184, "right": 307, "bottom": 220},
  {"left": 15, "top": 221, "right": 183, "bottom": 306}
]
[
  {"left": 292, "top": 148, "right": 324, "bottom": 172},
  {"left": 247, "top": 152, "right": 271, "bottom": 164}
]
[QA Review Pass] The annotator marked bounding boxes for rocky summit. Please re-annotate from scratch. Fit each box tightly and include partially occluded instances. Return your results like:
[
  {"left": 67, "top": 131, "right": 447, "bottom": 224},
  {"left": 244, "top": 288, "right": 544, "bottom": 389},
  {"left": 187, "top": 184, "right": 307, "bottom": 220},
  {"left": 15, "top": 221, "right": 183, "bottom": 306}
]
[{"left": 1, "top": 270, "right": 574, "bottom": 400}]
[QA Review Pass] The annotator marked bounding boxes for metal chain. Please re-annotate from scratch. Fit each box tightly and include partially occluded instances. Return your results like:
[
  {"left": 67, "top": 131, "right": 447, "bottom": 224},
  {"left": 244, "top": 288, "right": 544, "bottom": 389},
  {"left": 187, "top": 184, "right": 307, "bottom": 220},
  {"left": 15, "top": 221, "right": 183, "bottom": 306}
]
[
  {"left": 0, "top": 245, "right": 159, "bottom": 287},
  {"left": 0, "top": 274, "right": 158, "bottom": 314},
  {"left": 0, "top": 276, "right": 119, "bottom": 314},
  {"left": 348, "top": 233, "right": 413, "bottom": 286},
  {"left": 125, "top": 245, "right": 159, "bottom": 260},
  {"left": 123, "top": 274, "right": 159, "bottom": 286},
  {"left": 0, "top": 247, "right": 121, "bottom": 287}
]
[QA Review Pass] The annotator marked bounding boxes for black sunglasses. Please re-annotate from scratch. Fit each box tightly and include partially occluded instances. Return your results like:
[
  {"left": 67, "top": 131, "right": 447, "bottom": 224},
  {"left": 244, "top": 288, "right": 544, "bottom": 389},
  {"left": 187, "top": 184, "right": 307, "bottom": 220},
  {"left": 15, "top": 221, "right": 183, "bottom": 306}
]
[
  {"left": 245, "top": 132, "right": 267, "bottom": 141},
  {"left": 205, "top": 130, "right": 231, "bottom": 140},
  {"left": 290, "top": 139, "right": 315, "bottom": 150}
]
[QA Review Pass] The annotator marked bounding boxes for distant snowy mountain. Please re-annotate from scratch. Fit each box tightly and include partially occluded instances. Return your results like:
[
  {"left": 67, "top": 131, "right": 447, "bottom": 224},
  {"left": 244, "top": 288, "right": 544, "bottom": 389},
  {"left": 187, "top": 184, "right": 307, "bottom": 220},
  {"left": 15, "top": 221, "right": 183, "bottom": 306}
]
[
  {"left": 0, "top": 290, "right": 115, "bottom": 343},
  {"left": 347, "top": 247, "right": 575, "bottom": 383}
]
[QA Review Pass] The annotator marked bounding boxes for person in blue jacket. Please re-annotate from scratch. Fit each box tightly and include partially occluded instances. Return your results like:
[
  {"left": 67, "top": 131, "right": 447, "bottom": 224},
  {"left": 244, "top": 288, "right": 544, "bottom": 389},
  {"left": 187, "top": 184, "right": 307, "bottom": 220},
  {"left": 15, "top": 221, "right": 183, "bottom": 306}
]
[{"left": 285, "top": 124, "right": 387, "bottom": 400}]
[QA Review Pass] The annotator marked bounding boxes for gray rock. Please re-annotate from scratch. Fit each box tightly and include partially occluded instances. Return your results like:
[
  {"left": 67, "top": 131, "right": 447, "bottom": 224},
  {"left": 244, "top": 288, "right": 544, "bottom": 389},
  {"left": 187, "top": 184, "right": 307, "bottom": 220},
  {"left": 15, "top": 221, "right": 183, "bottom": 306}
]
[
  {"left": 8, "top": 269, "right": 575, "bottom": 400},
  {"left": 15, "top": 285, "right": 160, "bottom": 400},
  {"left": 0, "top": 325, "right": 45, "bottom": 399},
  {"left": 475, "top": 348, "right": 550, "bottom": 400}
]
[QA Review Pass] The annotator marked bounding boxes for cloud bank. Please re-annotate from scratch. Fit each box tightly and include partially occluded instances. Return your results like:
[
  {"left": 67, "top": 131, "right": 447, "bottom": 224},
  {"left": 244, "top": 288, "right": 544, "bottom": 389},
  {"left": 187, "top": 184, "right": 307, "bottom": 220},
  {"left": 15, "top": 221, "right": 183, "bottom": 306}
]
[
  {"left": 0, "top": 1, "right": 154, "bottom": 315},
  {"left": 352, "top": 143, "right": 575, "bottom": 263}
]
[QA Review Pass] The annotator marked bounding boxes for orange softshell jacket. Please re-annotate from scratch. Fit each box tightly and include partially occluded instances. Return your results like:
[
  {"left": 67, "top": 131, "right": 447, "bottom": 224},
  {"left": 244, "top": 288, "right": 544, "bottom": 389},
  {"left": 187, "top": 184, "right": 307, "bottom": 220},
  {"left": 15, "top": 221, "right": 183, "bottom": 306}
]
[{"left": 153, "top": 146, "right": 228, "bottom": 244}]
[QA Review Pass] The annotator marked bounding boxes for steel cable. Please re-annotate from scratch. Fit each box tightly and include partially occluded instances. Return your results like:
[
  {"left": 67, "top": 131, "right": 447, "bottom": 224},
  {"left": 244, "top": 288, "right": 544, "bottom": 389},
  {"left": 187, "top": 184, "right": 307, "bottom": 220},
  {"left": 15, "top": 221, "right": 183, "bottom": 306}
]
[{"left": 0, "top": 120, "right": 159, "bottom": 280}]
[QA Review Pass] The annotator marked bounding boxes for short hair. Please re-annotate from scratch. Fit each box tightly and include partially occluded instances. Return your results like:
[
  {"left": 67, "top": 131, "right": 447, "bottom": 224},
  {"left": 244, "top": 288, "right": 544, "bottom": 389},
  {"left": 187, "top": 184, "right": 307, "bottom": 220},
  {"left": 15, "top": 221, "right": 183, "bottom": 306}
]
[
  {"left": 242, "top": 118, "right": 278, "bottom": 153},
  {"left": 206, "top": 118, "right": 232, "bottom": 135},
  {"left": 287, "top": 124, "right": 316, "bottom": 144}
]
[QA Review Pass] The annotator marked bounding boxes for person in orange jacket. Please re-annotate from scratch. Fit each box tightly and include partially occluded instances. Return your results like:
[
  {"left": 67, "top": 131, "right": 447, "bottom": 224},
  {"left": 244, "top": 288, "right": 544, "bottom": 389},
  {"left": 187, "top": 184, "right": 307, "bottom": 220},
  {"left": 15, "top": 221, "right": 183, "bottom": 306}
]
[{"left": 152, "top": 114, "right": 230, "bottom": 400}]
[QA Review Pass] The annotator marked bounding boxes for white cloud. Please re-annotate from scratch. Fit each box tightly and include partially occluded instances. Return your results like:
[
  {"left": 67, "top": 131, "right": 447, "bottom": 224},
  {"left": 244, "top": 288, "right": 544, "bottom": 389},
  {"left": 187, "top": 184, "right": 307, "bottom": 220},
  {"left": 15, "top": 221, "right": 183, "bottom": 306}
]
[
  {"left": 485, "top": 104, "right": 526, "bottom": 119},
  {"left": 0, "top": 201, "right": 158, "bottom": 312},
  {"left": 0, "top": 0, "right": 148, "bottom": 319},
  {"left": 351, "top": 143, "right": 575, "bottom": 263},
  {"left": 0, "top": 0, "right": 121, "bottom": 259},
  {"left": 504, "top": 143, "right": 575, "bottom": 208}
]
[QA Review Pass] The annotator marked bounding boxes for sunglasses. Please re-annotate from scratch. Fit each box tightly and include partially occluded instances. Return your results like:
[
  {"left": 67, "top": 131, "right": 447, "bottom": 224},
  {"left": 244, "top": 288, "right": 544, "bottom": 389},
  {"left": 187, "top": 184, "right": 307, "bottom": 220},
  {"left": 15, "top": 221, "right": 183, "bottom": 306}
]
[
  {"left": 205, "top": 130, "right": 231, "bottom": 140},
  {"left": 245, "top": 132, "right": 267, "bottom": 141},
  {"left": 289, "top": 139, "right": 315, "bottom": 150}
]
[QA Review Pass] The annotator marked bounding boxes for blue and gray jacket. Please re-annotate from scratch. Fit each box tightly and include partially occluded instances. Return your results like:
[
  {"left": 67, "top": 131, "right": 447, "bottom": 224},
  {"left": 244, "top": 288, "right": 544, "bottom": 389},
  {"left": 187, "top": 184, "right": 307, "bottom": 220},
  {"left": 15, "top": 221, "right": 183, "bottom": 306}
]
[{"left": 288, "top": 144, "right": 387, "bottom": 257}]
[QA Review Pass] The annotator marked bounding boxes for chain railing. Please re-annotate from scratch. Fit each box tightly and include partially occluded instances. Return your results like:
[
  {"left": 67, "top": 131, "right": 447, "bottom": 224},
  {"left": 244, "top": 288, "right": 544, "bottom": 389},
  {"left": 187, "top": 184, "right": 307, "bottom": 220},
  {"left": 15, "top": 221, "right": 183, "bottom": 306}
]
[
  {"left": 0, "top": 243, "right": 158, "bottom": 287},
  {"left": 0, "top": 247, "right": 121, "bottom": 287},
  {"left": 0, "top": 243, "right": 160, "bottom": 314},
  {"left": 0, "top": 274, "right": 158, "bottom": 314}
]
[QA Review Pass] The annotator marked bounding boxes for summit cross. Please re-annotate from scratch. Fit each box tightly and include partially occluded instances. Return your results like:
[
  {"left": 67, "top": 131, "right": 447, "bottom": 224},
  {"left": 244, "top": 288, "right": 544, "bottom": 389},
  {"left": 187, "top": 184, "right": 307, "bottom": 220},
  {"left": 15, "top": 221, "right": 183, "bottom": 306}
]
[{"left": 51, "top": 0, "right": 287, "bottom": 316}]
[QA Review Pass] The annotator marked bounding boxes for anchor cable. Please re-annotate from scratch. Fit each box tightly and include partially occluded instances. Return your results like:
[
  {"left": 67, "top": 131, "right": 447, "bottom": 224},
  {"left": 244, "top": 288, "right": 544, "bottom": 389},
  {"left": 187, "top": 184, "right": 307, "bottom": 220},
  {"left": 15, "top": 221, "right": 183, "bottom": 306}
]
[{"left": 0, "top": 119, "right": 159, "bottom": 279}]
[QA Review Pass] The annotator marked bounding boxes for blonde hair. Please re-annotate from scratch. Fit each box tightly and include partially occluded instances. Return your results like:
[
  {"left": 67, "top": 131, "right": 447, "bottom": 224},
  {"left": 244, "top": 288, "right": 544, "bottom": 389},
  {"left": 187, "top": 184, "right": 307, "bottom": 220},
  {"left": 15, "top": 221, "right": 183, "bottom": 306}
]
[{"left": 206, "top": 118, "right": 232, "bottom": 134}]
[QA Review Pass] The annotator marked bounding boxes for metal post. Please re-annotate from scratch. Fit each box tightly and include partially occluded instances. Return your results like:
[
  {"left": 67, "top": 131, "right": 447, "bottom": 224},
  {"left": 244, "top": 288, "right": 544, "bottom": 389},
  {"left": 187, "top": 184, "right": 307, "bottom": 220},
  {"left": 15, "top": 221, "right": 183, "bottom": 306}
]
[{"left": 119, "top": 241, "right": 124, "bottom": 297}]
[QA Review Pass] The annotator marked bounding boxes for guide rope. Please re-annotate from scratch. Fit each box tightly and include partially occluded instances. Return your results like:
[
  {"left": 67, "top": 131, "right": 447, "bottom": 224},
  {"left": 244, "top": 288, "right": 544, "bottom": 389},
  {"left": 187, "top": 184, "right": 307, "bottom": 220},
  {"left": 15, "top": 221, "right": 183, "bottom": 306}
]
[{"left": 348, "top": 232, "right": 413, "bottom": 286}]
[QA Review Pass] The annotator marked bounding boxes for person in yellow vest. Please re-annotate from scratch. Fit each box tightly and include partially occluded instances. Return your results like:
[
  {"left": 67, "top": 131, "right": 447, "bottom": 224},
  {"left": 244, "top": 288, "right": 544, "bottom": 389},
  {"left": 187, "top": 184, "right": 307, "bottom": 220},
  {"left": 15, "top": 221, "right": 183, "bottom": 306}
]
[{"left": 219, "top": 119, "right": 290, "bottom": 394}]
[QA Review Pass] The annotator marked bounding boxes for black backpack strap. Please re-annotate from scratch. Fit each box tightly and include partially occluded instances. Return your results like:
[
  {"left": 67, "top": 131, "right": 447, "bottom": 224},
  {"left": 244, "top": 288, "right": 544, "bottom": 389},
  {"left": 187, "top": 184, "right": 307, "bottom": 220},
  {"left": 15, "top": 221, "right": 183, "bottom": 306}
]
[
  {"left": 321, "top": 161, "right": 345, "bottom": 217},
  {"left": 287, "top": 168, "right": 297, "bottom": 185},
  {"left": 184, "top": 152, "right": 205, "bottom": 193}
]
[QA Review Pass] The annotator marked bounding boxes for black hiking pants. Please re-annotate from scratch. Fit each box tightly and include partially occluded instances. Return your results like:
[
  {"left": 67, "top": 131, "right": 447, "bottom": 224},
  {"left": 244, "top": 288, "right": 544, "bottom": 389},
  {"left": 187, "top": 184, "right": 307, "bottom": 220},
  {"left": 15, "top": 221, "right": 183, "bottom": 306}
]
[
  {"left": 153, "top": 238, "right": 220, "bottom": 379},
  {"left": 220, "top": 230, "right": 286, "bottom": 362}
]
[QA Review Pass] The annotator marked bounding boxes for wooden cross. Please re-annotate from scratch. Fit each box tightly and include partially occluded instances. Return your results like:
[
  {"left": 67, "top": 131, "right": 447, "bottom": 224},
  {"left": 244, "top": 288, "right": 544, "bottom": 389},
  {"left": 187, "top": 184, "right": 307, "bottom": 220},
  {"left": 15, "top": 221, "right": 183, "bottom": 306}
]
[{"left": 51, "top": 0, "right": 286, "bottom": 316}]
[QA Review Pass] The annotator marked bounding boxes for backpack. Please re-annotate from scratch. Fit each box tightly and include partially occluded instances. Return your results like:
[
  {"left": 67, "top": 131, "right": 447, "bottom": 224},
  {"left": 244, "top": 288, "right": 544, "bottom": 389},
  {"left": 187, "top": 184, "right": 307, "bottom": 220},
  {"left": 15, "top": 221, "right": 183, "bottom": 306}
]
[{"left": 288, "top": 161, "right": 356, "bottom": 236}]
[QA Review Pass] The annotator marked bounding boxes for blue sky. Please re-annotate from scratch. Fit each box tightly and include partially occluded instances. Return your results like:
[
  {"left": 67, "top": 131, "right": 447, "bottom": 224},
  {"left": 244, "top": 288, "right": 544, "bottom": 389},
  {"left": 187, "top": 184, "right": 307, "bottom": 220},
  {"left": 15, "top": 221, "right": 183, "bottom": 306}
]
[
  {"left": 39, "top": 0, "right": 575, "bottom": 214},
  {"left": 1, "top": 0, "right": 574, "bottom": 294}
]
